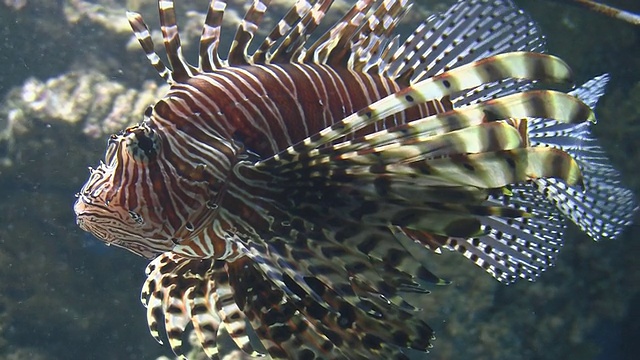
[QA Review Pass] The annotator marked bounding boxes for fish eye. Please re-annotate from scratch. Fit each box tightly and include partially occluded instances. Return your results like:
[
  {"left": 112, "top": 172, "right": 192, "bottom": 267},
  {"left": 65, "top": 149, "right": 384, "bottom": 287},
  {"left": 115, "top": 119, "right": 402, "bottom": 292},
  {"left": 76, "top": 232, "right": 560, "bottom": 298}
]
[
  {"left": 125, "top": 124, "right": 160, "bottom": 161},
  {"left": 135, "top": 132, "right": 155, "bottom": 154},
  {"left": 144, "top": 105, "right": 153, "bottom": 118}
]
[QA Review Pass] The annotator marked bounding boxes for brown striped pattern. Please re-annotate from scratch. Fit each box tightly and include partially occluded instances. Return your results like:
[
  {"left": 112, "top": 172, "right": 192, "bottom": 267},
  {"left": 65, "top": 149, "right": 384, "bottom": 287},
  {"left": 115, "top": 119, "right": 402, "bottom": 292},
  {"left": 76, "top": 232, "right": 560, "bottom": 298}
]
[
  {"left": 72, "top": 0, "right": 635, "bottom": 359},
  {"left": 174, "top": 63, "right": 435, "bottom": 156},
  {"left": 73, "top": 59, "right": 442, "bottom": 257}
]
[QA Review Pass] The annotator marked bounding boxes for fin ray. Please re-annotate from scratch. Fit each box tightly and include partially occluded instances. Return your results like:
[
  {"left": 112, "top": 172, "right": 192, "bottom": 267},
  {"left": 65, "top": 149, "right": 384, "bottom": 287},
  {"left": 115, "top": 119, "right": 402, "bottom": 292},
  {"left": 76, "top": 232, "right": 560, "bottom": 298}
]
[
  {"left": 127, "top": 11, "right": 173, "bottom": 82},
  {"left": 228, "top": 0, "right": 271, "bottom": 65},
  {"left": 199, "top": 0, "right": 227, "bottom": 71},
  {"left": 261, "top": 52, "right": 574, "bottom": 168},
  {"left": 158, "top": 0, "right": 197, "bottom": 81}
]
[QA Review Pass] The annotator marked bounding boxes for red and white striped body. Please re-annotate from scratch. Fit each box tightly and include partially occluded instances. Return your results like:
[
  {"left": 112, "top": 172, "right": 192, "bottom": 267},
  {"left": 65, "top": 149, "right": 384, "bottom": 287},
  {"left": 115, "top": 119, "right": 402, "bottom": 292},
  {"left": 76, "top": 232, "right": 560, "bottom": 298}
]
[{"left": 73, "top": 1, "right": 636, "bottom": 359}]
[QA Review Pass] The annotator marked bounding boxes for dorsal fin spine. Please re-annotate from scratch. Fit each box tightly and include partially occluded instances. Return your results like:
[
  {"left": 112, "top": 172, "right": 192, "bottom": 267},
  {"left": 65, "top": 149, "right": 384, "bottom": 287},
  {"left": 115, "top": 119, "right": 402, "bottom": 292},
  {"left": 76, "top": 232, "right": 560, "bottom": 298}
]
[
  {"left": 228, "top": 0, "right": 271, "bottom": 66},
  {"left": 252, "top": 0, "right": 314, "bottom": 63},
  {"left": 158, "top": 0, "right": 198, "bottom": 81},
  {"left": 126, "top": 11, "right": 174, "bottom": 83},
  {"left": 199, "top": 0, "right": 227, "bottom": 71}
]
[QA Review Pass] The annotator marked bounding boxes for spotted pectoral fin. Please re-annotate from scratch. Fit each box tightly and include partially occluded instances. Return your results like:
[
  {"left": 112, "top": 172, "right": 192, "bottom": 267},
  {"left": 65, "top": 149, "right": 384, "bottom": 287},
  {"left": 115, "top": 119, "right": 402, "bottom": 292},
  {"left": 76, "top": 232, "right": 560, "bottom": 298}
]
[
  {"left": 395, "top": 211, "right": 484, "bottom": 240},
  {"left": 349, "top": 89, "right": 594, "bottom": 153},
  {"left": 351, "top": 199, "right": 528, "bottom": 240},
  {"left": 386, "top": 183, "right": 569, "bottom": 284},
  {"left": 401, "top": 206, "right": 527, "bottom": 239},
  {"left": 233, "top": 218, "right": 441, "bottom": 357},
  {"left": 337, "top": 121, "right": 526, "bottom": 166},
  {"left": 226, "top": 257, "right": 352, "bottom": 359},
  {"left": 261, "top": 52, "right": 574, "bottom": 168},
  {"left": 141, "top": 257, "right": 169, "bottom": 346},
  {"left": 141, "top": 253, "right": 200, "bottom": 357},
  {"left": 291, "top": 90, "right": 591, "bottom": 172},
  {"left": 279, "top": 121, "right": 523, "bottom": 177},
  {"left": 140, "top": 253, "right": 265, "bottom": 359},
  {"left": 187, "top": 288, "right": 222, "bottom": 359},
  {"left": 334, "top": 181, "right": 490, "bottom": 205},
  {"left": 386, "top": 147, "right": 584, "bottom": 189},
  {"left": 397, "top": 228, "right": 450, "bottom": 253},
  {"left": 297, "top": 147, "right": 582, "bottom": 191},
  {"left": 211, "top": 261, "right": 264, "bottom": 357},
  {"left": 271, "top": 90, "right": 592, "bottom": 177}
]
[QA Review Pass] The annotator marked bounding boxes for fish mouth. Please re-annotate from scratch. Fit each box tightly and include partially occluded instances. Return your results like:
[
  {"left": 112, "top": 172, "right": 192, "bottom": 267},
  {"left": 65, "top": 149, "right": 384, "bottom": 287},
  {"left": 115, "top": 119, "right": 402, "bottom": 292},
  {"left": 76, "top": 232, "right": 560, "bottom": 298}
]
[
  {"left": 73, "top": 193, "right": 173, "bottom": 259},
  {"left": 73, "top": 197, "right": 89, "bottom": 228},
  {"left": 73, "top": 194, "right": 98, "bottom": 222},
  {"left": 73, "top": 195, "right": 114, "bottom": 242},
  {"left": 74, "top": 200, "right": 105, "bottom": 240}
]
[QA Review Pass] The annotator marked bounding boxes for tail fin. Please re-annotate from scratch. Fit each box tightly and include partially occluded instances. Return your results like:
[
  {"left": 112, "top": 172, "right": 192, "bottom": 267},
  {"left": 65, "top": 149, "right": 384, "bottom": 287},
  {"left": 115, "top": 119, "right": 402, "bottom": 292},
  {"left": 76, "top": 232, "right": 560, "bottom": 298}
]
[{"left": 529, "top": 74, "right": 638, "bottom": 241}]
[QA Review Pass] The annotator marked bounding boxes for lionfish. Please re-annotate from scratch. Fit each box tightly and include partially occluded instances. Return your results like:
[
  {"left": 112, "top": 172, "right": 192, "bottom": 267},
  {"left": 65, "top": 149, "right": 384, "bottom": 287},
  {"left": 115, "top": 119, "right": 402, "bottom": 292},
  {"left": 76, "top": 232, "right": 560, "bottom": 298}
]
[{"left": 74, "top": 0, "right": 636, "bottom": 358}]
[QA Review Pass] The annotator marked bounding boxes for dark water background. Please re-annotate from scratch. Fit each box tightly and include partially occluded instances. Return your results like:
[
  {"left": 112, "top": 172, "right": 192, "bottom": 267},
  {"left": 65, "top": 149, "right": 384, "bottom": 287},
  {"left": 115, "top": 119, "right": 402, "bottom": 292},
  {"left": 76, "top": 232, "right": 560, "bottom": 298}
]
[{"left": 0, "top": 0, "right": 638, "bottom": 359}]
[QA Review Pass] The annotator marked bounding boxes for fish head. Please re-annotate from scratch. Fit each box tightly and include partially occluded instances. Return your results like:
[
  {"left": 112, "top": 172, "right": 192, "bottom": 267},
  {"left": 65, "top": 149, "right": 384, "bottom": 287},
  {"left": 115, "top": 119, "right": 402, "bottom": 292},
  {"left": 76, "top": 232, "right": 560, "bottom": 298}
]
[{"left": 74, "top": 102, "right": 237, "bottom": 259}]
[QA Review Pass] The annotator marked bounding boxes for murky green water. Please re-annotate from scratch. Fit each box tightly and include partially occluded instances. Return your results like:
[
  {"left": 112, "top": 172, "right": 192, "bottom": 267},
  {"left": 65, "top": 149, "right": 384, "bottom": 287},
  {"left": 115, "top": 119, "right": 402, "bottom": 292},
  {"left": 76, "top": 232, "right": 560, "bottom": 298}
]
[{"left": 0, "top": 1, "right": 638, "bottom": 359}]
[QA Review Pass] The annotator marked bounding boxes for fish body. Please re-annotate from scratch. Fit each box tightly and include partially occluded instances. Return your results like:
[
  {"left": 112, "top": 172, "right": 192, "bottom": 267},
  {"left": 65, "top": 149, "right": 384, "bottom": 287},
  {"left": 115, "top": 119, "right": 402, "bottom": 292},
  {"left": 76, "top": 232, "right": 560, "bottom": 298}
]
[
  {"left": 74, "top": 0, "right": 636, "bottom": 359},
  {"left": 155, "top": 62, "right": 435, "bottom": 156}
]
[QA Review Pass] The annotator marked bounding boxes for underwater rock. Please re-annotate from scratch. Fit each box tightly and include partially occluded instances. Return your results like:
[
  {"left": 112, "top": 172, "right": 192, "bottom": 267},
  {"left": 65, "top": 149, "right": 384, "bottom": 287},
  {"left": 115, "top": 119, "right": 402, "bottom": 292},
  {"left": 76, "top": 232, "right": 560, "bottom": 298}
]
[
  {"left": 64, "top": 0, "right": 131, "bottom": 34},
  {"left": 0, "top": 70, "right": 168, "bottom": 168},
  {"left": 3, "top": 0, "right": 27, "bottom": 10}
]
